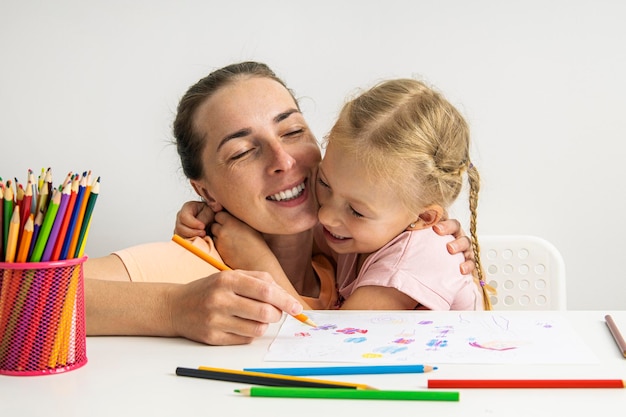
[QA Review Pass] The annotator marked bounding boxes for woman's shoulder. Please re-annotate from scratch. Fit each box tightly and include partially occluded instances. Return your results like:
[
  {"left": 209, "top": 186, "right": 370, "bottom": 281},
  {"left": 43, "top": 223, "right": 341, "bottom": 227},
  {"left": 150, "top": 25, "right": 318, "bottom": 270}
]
[{"left": 113, "top": 236, "right": 222, "bottom": 283}]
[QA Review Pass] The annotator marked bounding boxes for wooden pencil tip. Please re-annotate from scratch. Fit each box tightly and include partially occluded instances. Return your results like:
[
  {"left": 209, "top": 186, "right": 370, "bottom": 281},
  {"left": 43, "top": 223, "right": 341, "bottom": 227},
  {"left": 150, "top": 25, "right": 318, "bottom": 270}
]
[
  {"left": 293, "top": 312, "right": 317, "bottom": 327},
  {"left": 304, "top": 318, "right": 318, "bottom": 327}
]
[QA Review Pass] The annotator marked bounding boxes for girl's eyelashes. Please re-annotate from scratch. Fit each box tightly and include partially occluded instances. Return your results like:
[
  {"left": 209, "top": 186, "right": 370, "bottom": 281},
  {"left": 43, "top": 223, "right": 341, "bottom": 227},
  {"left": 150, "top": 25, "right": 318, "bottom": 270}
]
[
  {"left": 317, "top": 176, "right": 330, "bottom": 188},
  {"left": 317, "top": 175, "right": 363, "bottom": 218},
  {"left": 349, "top": 207, "right": 364, "bottom": 218}
]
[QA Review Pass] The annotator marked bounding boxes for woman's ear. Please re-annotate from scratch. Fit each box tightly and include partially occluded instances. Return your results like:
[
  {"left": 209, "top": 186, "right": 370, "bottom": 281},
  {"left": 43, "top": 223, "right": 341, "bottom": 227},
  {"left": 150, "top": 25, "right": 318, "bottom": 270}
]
[
  {"left": 407, "top": 205, "right": 444, "bottom": 230},
  {"left": 190, "top": 179, "right": 223, "bottom": 212}
]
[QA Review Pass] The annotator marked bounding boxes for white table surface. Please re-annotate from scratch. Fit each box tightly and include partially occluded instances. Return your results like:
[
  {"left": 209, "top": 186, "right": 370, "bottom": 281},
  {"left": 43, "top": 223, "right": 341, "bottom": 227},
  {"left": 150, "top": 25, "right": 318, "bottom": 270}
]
[{"left": 1, "top": 310, "right": 625, "bottom": 417}]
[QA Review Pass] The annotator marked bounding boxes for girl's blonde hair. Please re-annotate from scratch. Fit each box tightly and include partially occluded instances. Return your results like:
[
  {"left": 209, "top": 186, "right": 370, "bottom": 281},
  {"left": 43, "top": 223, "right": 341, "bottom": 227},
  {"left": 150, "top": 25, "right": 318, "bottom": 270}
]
[{"left": 326, "top": 78, "right": 493, "bottom": 310}]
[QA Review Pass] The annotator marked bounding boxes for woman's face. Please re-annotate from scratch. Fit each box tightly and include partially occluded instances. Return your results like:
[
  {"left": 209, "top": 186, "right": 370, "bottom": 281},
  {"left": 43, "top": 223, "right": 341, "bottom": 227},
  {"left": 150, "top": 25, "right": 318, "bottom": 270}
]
[{"left": 191, "top": 77, "right": 321, "bottom": 235}]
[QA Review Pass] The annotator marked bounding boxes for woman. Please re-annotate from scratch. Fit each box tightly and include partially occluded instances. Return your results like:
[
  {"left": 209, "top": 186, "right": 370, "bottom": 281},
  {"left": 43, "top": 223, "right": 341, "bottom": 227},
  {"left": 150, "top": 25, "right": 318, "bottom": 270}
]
[{"left": 85, "top": 62, "right": 475, "bottom": 346}]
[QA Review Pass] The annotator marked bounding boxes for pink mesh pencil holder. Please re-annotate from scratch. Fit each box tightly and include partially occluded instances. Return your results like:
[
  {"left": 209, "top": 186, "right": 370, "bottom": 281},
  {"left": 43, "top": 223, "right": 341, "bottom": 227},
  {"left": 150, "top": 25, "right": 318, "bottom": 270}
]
[{"left": 0, "top": 256, "right": 88, "bottom": 376}]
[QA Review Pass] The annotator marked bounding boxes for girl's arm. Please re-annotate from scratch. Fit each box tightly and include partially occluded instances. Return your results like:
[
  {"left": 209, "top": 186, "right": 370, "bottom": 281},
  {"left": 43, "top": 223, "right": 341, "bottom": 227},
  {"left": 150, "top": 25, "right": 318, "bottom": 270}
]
[
  {"left": 433, "top": 219, "right": 476, "bottom": 275},
  {"left": 339, "top": 285, "right": 417, "bottom": 310},
  {"left": 208, "top": 211, "right": 313, "bottom": 310}
]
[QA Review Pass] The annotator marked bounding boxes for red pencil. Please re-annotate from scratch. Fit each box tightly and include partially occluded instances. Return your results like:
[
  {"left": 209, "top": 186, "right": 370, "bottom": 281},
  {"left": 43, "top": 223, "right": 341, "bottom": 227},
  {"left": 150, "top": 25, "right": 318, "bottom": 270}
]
[
  {"left": 20, "top": 179, "right": 33, "bottom": 231},
  {"left": 427, "top": 379, "right": 625, "bottom": 389}
]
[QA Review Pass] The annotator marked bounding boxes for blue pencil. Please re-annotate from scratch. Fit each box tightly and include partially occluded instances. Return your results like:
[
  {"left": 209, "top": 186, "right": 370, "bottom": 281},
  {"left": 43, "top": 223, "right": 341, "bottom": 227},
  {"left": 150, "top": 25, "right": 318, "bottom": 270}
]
[
  {"left": 243, "top": 364, "right": 437, "bottom": 376},
  {"left": 59, "top": 173, "right": 86, "bottom": 260}
]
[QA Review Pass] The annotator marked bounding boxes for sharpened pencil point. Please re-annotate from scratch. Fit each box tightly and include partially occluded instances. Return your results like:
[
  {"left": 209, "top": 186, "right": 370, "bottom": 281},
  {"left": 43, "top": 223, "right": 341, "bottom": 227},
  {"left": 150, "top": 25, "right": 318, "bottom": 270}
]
[{"left": 294, "top": 313, "right": 317, "bottom": 328}]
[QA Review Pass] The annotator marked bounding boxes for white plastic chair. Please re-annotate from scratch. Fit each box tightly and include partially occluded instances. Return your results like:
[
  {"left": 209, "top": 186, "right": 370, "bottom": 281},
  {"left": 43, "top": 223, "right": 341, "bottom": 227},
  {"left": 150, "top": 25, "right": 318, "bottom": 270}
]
[{"left": 479, "top": 235, "right": 566, "bottom": 310}]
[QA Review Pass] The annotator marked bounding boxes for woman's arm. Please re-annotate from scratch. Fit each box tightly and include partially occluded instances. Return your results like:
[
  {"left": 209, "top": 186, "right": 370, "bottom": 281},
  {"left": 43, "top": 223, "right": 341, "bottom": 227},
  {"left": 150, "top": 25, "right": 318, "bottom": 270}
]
[{"left": 84, "top": 255, "right": 304, "bottom": 345}]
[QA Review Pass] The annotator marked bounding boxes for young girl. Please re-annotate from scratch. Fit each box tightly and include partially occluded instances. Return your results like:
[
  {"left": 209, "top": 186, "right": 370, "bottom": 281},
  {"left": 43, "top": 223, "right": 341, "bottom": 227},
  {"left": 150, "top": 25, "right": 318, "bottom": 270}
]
[
  {"left": 176, "top": 77, "right": 491, "bottom": 311},
  {"left": 315, "top": 78, "right": 491, "bottom": 310}
]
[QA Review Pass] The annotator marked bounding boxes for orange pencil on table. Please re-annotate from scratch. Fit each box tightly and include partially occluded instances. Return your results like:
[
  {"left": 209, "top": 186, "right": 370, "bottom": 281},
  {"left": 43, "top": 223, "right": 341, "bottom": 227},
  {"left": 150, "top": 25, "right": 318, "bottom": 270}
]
[
  {"left": 171, "top": 234, "right": 317, "bottom": 327},
  {"left": 16, "top": 214, "right": 34, "bottom": 263}
]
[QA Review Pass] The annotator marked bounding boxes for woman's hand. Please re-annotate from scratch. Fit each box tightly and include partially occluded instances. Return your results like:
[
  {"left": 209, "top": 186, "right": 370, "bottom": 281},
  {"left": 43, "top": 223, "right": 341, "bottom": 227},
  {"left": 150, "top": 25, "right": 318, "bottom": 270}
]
[
  {"left": 85, "top": 253, "right": 304, "bottom": 346},
  {"left": 167, "top": 270, "right": 304, "bottom": 345},
  {"left": 433, "top": 218, "right": 476, "bottom": 275},
  {"left": 174, "top": 200, "right": 214, "bottom": 238}
]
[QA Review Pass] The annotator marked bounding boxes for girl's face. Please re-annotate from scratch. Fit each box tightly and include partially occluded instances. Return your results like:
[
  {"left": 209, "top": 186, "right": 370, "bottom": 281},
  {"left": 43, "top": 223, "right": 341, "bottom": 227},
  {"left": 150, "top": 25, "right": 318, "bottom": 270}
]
[
  {"left": 191, "top": 77, "right": 321, "bottom": 235},
  {"left": 316, "top": 141, "right": 417, "bottom": 255}
]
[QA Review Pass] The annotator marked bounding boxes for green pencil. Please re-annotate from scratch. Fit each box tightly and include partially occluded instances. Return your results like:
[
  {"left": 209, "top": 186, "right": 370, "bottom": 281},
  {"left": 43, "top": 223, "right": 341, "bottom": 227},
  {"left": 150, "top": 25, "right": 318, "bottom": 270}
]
[
  {"left": 74, "top": 176, "right": 99, "bottom": 258},
  {"left": 30, "top": 188, "right": 61, "bottom": 262},
  {"left": 234, "top": 387, "right": 459, "bottom": 401}
]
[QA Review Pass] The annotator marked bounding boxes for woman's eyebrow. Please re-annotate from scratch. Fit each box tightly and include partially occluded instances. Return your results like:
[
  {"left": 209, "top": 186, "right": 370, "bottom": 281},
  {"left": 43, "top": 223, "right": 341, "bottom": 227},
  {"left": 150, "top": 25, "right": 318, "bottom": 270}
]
[
  {"left": 217, "top": 128, "right": 251, "bottom": 151},
  {"left": 274, "top": 108, "right": 301, "bottom": 123},
  {"left": 217, "top": 108, "right": 302, "bottom": 150}
]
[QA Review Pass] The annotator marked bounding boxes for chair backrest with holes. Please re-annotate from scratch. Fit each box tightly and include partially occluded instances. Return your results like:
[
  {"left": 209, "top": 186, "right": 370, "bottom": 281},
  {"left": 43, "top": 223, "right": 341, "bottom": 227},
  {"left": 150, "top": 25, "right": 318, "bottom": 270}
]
[{"left": 479, "top": 235, "right": 566, "bottom": 310}]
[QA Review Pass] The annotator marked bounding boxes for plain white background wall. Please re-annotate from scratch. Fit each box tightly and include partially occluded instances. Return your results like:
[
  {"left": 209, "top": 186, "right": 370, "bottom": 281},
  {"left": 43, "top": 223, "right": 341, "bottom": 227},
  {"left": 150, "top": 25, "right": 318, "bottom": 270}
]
[{"left": 1, "top": 1, "right": 624, "bottom": 310}]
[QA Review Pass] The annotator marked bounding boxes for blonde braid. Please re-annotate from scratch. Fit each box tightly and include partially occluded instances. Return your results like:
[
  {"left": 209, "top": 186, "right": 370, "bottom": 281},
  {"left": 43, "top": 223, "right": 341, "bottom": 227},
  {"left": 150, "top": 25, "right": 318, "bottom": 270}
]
[{"left": 467, "top": 162, "right": 495, "bottom": 310}]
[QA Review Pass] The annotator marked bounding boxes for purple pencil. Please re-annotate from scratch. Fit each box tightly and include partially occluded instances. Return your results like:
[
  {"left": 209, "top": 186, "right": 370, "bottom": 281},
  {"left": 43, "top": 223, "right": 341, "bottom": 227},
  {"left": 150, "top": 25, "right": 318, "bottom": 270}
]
[{"left": 59, "top": 173, "right": 86, "bottom": 260}]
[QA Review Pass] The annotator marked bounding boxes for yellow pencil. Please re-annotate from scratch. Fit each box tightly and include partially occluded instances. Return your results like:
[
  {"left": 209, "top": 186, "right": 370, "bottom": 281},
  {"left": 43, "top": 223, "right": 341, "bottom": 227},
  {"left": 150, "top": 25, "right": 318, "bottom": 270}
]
[
  {"left": 4, "top": 205, "right": 20, "bottom": 262},
  {"left": 171, "top": 234, "right": 317, "bottom": 327},
  {"left": 187, "top": 366, "right": 373, "bottom": 389}
]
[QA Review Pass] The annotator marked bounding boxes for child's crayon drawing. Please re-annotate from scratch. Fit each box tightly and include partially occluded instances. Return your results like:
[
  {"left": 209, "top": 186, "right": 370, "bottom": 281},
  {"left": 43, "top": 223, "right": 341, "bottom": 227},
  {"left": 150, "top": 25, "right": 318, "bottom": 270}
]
[{"left": 264, "top": 311, "right": 598, "bottom": 365}]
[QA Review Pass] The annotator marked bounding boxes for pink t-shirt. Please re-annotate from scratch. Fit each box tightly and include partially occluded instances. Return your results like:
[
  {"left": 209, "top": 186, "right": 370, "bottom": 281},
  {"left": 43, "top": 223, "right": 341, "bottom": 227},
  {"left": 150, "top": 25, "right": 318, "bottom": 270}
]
[{"left": 325, "top": 227, "right": 484, "bottom": 310}]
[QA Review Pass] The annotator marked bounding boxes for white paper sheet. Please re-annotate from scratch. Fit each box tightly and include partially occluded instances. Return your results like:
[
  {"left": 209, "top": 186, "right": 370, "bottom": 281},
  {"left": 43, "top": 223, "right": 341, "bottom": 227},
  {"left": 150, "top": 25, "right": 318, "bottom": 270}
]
[{"left": 265, "top": 311, "right": 598, "bottom": 364}]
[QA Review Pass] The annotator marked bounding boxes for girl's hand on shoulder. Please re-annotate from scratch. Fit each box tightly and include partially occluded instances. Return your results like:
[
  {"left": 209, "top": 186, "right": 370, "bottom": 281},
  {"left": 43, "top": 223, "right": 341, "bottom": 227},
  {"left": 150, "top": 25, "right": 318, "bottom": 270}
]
[
  {"left": 174, "top": 200, "right": 214, "bottom": 238},
  {"left": 432, "top": 218, "right": 476, "bottom": 275},
  {"left": 210, "top": 211, "right": 275, "bottom": 271}
]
